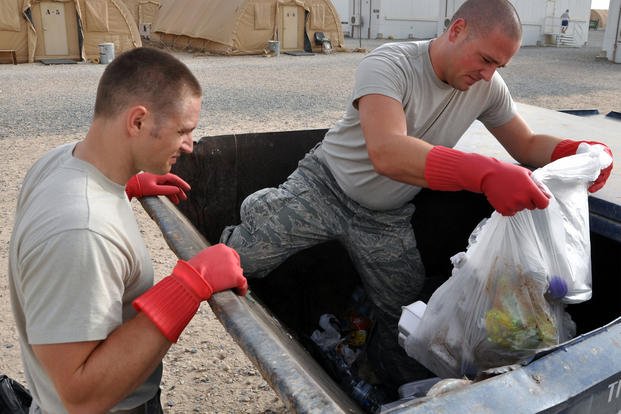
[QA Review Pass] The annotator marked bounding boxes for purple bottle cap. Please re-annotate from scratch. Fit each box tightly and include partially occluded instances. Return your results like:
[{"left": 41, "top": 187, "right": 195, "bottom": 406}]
[{"left": 547, "top": 276, "right": 568, "bottom": 299}]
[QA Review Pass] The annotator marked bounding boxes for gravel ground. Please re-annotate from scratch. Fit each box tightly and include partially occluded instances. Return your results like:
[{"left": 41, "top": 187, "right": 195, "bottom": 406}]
[
  {"left": 2, "top": 31, "right": 617, "bottom": 141},
  {"left": 0, "top": 29, "right": 619, "bottom": 413}
]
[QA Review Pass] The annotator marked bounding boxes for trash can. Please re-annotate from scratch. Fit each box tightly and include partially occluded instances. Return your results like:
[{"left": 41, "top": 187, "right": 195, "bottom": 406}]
[
  {"left": 267, "top": 40, "right": 280, "bottom": 56},
  {"left": 99, "top": 42, "right": 115, "bottom": 64}
]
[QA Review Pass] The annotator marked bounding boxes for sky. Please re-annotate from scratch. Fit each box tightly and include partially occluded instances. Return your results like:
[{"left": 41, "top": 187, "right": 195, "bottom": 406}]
[{"left": 591, "top": 0, "right": 610, "bottom": 9}]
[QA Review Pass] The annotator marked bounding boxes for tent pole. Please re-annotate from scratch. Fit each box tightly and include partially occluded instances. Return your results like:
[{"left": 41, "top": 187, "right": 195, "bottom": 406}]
[
  {"left": 613, "top": 2, "right": 621, "bottom": 62},
  {"left": 358, "top": 0, "right": 361, "bottom": 48}
]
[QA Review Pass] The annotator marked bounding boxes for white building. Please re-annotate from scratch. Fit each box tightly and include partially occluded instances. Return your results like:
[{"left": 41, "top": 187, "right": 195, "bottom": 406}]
[
  {"left": 332, "top": 0, "right": 592, "bottom": 47},
  {"left": 602, "top": 0, "right": 621, "bottom": 62}
]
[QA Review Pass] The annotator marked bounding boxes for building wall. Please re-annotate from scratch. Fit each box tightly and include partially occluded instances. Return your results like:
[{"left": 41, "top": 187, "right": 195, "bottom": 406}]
[
  {"left": 603, "top": 0, "right": 621, "bottom": 62},
  {"left": 332, "top": 0, "right": 592, "bottom": 46},
  {"left": 331, "top": 0, "right": 350, "bottom": 35}
]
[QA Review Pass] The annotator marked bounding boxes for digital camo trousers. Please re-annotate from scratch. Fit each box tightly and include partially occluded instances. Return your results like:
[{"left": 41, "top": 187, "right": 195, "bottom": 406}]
[{"left": 221, "top": 143, "right": 430, "bottom": 387}]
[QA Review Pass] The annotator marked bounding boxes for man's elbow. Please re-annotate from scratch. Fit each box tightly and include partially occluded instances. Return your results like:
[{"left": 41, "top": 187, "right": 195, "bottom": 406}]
[
  {"left": 369, "top": 150, "right": 390, "bottom": 175},
  {"left": 58, "top": 385, "right": 111, "bottom": 414},
  {"left": 368, "top": 146, "right": 396, "bottom": 176}
]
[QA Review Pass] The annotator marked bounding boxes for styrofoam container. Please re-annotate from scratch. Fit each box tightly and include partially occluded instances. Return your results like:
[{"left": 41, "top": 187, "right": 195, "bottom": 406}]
[{"left": 398, "top": 301, "right": 426, "bottom": 348}]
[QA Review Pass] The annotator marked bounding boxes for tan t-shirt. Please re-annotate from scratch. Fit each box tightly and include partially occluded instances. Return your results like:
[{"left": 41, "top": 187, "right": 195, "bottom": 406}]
[
  {"left": 9, "top": 143, "right": 160, "bottom": 413},
  {"left": 321, "top": 40, "right": 516, "bottom": 210}
]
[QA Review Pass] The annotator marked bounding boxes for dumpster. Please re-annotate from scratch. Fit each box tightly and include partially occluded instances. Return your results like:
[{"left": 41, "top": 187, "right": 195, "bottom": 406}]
[{"left": 140, "top": 103, "right": 620, "bottom": 413}]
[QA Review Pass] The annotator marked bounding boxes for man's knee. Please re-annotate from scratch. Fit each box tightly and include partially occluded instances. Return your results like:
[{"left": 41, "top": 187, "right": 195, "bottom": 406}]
[{"left": 220, "top": 225, "right": 252, "bottom": 267}]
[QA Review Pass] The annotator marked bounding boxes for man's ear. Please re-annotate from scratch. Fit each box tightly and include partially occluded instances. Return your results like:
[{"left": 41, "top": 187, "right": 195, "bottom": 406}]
[
  {"left": 448, "top": 18, "right": 466, "bottom": 42},
  {"left": 126, "top": 105, "right": 148, "bottom": 137}
]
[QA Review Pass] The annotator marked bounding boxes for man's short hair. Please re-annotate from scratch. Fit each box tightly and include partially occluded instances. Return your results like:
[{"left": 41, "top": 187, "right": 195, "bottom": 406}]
[
  {"left": 451, "top": 0, "right": 522, "bottom": 41},
  {"left": 94, "top": 47, "right": 202, "bottom": 119}
]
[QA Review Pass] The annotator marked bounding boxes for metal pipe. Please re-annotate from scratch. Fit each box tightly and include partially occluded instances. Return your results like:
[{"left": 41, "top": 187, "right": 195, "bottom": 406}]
[
  {"left": 138, "top": 196, "right": 362, "bottom": 414},
  {"left": 613, "top": 2, "right": 621, "bottom": 62},
  {"left": 368, "top": 0, "right": 372, "bottom": 39},
  {"left": 358, "top": 0, "right": 361, "bottom": 47}
]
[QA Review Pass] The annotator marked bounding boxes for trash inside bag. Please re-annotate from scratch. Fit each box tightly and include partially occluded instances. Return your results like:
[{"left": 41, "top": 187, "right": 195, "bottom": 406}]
[{"left": 403, "top": 147, "right": 611, "bottom": 379}]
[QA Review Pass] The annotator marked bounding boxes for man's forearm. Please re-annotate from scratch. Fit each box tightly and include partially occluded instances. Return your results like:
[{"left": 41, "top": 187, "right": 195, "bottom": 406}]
[{"left": 34, "top": 312, "right": 171, "bottom": 413}]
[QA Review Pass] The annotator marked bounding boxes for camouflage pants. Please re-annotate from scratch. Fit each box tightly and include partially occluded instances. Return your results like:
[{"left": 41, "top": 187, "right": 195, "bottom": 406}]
[{"left": 221, "top": 143, "right": 430, "bottom": 389}]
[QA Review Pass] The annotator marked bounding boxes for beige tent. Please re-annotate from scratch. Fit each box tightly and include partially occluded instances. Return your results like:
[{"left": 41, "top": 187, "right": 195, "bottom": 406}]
[
  {"left": 152, "top": 0, "right": 344, "bottom": 55},
  {"left": 0, "top": 0, "right": 141, "bottom": 64},
  {"left": 121, "top": 0, "right": 162, "bottom": 38}
]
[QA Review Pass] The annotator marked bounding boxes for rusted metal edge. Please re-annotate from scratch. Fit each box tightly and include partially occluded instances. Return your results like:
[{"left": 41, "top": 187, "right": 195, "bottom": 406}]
[{"left": 139, "top": 196, "right": 362, "bottom": 414}]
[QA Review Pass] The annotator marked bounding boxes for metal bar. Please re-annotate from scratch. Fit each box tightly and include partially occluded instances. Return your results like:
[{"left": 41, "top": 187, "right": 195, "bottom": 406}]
[
  {"left": 590, "top": 213, "right": 621, "bottom": 243},
  {"left": 589, "top": 197, "right": 621, "bottom": 225},
  {"left": 139, "top": 196, "right": 361, "bottom": 414}
]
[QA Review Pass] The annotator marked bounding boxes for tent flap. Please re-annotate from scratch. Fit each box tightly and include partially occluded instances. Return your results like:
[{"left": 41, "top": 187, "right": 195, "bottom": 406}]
[
  {"left": 85, "top": 0, "right": 110, "bottom": 32},
  {"left": 0, "top": 0, "right": 21, "bottom": 31},
  {"left": 254, "top": 3, "right": 274, "bottom": 30},
  {"left": 310, "top": 4, "right": 324, "bottom": 30}
]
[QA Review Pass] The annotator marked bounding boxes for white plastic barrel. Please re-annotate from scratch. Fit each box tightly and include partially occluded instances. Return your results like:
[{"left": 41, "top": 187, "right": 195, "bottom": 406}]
[
  {"left": 99, "top": 42, "right": 115, "bottom": 64},
  {"left": 267, "top": 40, "right": 280, "bottom": 56}
]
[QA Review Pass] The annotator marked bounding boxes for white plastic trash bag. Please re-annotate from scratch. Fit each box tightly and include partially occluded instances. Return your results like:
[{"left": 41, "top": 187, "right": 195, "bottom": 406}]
[
  {"left": 404, "top": 146, "right": 612, "bottom": 379},
  {"left": 530, "top": 143, "right": 612, "bottom": 303}
]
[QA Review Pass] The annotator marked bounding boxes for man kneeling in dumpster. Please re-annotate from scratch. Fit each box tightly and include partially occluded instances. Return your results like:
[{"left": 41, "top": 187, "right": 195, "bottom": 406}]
[{"left": 221, "top": 0, "right": 613, "bottom": 394}]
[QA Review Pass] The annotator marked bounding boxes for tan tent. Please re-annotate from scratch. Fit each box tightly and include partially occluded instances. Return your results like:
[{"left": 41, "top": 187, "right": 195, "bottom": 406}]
[
  {"left": 0, "top": 0, "right": 141, "bottom": 64},
  {"left": 152, "top": 0, "right": 344, "bottom": 55},
  {"left": 121, "top": 0, "right": 162, "bottom": 38}
]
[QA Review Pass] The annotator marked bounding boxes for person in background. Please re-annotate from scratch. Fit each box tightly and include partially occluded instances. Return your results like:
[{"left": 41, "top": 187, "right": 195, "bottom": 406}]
[
  {"left": 9, "top": 47, "right": 248, "bottom": 414},
  {"left": 561, "top": 9, "right": 571, "bottom": 33},
  {"left": 220, "top": 0, "right": 613, "bottom": 394}
]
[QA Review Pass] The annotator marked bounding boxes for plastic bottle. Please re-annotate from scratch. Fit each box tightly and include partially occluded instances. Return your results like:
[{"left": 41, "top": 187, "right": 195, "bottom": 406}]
[
  {"left": 350, "top": 379, "right": 386, "bottom": 413},
  {"left": 323, "top": 350, "right": 385, "bottom": 412}
]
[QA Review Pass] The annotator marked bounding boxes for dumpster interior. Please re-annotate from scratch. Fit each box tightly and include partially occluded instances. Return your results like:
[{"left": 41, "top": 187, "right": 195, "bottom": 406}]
[
  {"left": 242, "top": 190, "right": 621, "bottom": 409},
  {"left": 171, "top": 131, "right": 621, "bottom": 411}
]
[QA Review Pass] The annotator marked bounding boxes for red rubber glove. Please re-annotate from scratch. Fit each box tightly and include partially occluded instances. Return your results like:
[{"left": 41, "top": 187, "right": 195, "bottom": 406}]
[
  {"left": 425, "top": 146, "right": 550, "bottom": 216},
  {"left": 125, "top": 172, "right": 191, "bottom": 204},
  {"left": 551, "top": 139, "right": 613, "bottom": 193},
  {"left": 133, "top": 244, "right": 248, "bottom": 342}
]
